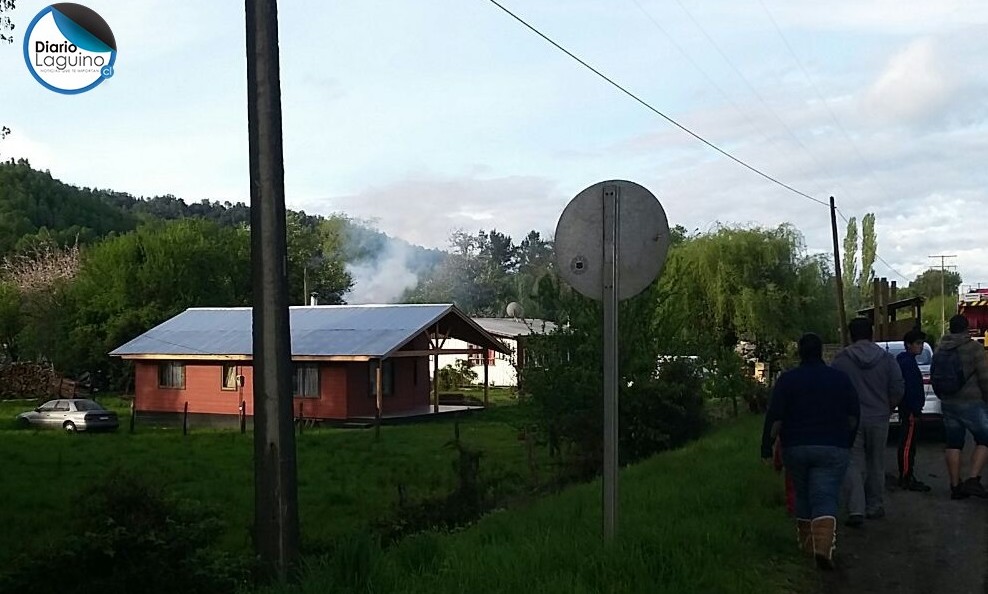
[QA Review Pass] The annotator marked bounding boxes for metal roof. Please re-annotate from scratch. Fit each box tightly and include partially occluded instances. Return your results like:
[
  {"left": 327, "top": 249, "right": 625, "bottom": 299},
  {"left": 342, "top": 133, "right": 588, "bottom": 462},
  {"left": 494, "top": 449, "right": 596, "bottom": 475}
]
[
  {"left": 472, "top": 318, "right": 557, "bottom": 339},
  {"left": 109, "top": 304, "right": 509, "bottom": 359}
]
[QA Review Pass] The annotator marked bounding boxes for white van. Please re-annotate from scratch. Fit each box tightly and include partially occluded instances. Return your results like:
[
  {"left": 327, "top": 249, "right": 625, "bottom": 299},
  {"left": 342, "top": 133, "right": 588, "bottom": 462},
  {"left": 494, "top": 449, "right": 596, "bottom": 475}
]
[{"left": 874, "top": 341, "right": 938, "bottom": 424}]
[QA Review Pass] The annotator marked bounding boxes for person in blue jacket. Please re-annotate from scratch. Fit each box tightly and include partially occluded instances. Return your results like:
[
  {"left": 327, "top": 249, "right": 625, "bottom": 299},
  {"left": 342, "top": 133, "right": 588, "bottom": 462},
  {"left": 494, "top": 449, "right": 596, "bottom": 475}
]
[
  {"left": 761, "top": 332, "right": 860, "bottom": 570},
  {"left": 896, "top": 329, "right": 932, "bottom": 492}
]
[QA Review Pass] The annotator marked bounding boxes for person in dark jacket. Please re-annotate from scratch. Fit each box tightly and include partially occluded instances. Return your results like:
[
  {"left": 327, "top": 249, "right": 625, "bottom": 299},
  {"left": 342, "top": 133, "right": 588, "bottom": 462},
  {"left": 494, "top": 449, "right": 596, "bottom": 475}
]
[
  {"left": 896, "top": 329, "right": 932, "bottom": 491},
  {"left": 761, "top": 333, "right": 860, "bottom": 570}
]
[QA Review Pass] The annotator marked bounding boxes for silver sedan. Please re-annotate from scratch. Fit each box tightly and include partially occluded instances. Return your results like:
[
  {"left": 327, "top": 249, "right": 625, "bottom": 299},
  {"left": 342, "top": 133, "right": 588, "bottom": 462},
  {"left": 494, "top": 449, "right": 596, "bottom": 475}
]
[{"left": 16, "top": 399, "right": 119, "bottom": 432}]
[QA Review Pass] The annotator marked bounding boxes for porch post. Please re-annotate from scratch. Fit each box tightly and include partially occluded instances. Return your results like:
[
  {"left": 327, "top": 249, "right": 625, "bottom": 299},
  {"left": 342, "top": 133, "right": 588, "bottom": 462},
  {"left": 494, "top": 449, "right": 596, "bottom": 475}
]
[
  {"left": 433, "top": 351, "right": 439, "bottom": 414},
  {"left": 375, "top": 359, "right": 383, "bottom": 441},
  {"left": 483, "top": 354, "right": 489, "bottom": 407}
]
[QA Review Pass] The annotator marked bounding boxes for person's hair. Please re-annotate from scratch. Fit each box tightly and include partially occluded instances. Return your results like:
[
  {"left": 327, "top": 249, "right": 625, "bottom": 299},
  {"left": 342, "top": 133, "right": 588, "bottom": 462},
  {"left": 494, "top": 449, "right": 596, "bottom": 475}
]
[
  {"left": 903, "top": 329, "right": 926, "bottom": 346},
  {"left": 949, "top": 314, "right": 970, "bottom": 334},
  {"left": 797, "top": 332, "right": 824, "bottom": 362},
  {"left": 848, "top": 317, "right": 873, "bottom": 342}
]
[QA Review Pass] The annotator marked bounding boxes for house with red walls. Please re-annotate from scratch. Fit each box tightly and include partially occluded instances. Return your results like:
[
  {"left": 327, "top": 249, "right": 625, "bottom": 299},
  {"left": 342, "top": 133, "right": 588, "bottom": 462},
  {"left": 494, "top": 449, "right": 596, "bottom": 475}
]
[{"left": 109, "top": 303, "right": 510, "bottom": 426}]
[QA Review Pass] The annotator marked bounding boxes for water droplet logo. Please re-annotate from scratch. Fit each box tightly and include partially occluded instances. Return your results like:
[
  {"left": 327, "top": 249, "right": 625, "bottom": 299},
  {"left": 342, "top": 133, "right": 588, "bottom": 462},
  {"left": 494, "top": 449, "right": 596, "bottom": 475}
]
[{"left": 23, "top": 3, "right": 116, "bottom": 95}]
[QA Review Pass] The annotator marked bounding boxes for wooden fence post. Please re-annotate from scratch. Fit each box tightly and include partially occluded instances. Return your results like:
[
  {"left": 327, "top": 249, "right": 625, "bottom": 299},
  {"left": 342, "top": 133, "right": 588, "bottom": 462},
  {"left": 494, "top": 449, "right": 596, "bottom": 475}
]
[{"left": 183, "top": 401, "right": 189, "bottom": 436}]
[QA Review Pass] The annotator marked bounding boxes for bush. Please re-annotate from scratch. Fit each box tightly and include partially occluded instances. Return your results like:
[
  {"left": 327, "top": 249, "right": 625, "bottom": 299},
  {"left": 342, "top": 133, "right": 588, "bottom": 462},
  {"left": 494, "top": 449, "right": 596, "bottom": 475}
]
[
  {"left": 436, "top": 360, "right": 477, "bottom": 391},
  {"left": 0, "top": 468, "right": 249, "bottom": 594},
  {"left": 621, "top": 358, "right": 707, "bottom": 463},
  {"left": 703, "top": 352, "right": 770, "bottom": 415}
]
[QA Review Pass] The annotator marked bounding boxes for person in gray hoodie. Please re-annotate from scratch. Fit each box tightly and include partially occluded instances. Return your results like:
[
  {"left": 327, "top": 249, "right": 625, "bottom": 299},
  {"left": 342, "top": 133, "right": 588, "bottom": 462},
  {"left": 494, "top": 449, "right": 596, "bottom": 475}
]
[{"left": 831, "top": 317, "right": 905, "bottom": 526}]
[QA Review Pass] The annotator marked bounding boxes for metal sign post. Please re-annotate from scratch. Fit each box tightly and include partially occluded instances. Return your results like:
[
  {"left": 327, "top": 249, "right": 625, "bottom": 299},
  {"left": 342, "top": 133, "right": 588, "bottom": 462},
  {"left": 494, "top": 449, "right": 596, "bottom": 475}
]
[
  {"left": 555, "top": 180, "right": 670, "bottom": 542},
  {"left": 601, "top": 184, "right": 619, "bottom": 540}
]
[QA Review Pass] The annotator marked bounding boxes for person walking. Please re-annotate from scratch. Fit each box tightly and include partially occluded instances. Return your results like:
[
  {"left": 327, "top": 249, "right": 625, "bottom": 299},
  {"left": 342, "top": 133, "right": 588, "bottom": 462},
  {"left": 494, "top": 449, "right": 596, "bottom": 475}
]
[
  {"left": 762, "top": 333, "right": 859, "bottom": 570},
  {"left": 896, "top": 329, "right": 932, "bottom": 492},
  {"left": 831, "top": 317, "right": 904, "bottom": 527},
  {"left": 930, "top": 314, "right": 988, "bottom": 499}
]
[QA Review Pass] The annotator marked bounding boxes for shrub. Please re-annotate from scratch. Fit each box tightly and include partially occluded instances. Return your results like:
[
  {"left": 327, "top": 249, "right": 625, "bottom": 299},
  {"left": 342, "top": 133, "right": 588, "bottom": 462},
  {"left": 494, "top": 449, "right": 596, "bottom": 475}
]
[
  {"left": 436, "top": 360, "right": 478, "bottom": 391},
  {"left": 0, "top": 468, "right": 249, "bottom": 594}
]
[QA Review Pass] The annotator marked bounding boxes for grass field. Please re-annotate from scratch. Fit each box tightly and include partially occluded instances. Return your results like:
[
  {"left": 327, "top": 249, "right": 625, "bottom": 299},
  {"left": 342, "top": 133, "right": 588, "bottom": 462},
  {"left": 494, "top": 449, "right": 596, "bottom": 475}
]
[
  {"left": 0, "top": 394, "right": 807, "bottom": 593},
  {"left": 261, "top": 414, "right": 807, "bottom": 594},
  {"left": 0, "top": 391, "right": 540, "bottom": 566}
]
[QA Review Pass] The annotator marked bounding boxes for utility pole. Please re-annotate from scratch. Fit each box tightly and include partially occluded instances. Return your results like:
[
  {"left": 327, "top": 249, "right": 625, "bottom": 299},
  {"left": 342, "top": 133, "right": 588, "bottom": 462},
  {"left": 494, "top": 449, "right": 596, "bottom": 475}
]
[
  {"left": 929, "top": 255, "right": 957, "bottom": 338},
  {"left": 830, "top": 197, "right": 849, "bottom": 346},
  {"left": 246, "top": 0, "right": 300, "bottom": 582}
]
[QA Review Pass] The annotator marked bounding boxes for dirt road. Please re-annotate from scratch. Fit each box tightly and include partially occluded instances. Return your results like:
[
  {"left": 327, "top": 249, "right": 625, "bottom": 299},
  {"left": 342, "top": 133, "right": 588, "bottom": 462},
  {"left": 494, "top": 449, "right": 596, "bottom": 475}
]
[{"left": 810, "top": 429, "right": 988, "bottom": 594}]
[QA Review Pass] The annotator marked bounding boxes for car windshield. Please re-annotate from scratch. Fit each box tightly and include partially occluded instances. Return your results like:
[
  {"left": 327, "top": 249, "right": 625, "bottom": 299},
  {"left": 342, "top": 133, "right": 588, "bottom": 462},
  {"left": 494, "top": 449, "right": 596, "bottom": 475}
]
[
  {"left": 879, "top": 343, "right": 933, "bottom": 366},
  {"left": 72, "top": 400, "right": 106, "bottom": 412}
]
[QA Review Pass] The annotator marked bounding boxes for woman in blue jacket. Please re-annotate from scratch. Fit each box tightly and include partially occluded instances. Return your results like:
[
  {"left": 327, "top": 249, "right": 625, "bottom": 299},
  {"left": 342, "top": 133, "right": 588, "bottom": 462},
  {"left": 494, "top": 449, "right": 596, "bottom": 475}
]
[{"left": 762, "top": 333, "right": 860, "bottom": 570}]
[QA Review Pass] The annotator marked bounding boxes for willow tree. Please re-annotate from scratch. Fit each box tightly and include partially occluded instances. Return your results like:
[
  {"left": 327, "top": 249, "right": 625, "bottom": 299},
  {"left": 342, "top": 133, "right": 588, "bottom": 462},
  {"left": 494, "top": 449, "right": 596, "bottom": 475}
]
[{"left": 654, "top": 224, "right": 837, "bottom": 366}]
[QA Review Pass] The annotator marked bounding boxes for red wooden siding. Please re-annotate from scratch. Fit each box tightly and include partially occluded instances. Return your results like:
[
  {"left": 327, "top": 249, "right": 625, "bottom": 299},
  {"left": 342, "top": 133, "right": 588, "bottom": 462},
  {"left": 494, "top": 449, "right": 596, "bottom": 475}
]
[
  {"left": 135, "top": 361, "right": 253, "bottom": 417},
  {"left": 345, "top": 332, "right": 431, "bottom": 417},
  {"left": 134, "top": 351, "right": 427, "bottom": 420}
]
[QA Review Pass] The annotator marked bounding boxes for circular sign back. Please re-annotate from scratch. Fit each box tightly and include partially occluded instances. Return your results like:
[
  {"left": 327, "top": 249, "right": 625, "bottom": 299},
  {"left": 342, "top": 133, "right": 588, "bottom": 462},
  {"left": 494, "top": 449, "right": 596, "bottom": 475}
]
[{"left": 554, "top": 180, "right": 670, "bottom": 301}]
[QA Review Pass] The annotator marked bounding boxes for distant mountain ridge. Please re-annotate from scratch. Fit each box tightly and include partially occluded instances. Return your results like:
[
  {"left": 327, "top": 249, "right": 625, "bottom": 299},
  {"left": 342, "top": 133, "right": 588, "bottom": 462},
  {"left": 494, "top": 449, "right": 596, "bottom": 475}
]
[{"left": 0, "top": 160, "right": 445, "bottom": 279}]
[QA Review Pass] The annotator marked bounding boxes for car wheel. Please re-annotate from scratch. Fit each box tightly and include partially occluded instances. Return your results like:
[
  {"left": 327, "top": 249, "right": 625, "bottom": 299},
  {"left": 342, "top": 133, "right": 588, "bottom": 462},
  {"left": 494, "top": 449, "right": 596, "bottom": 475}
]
[
  {"left": 17, "top": 417, "right": 30, "bottom": 429},
  {"left": 63, "top": 421, "right": 76, "bottom": 433}
]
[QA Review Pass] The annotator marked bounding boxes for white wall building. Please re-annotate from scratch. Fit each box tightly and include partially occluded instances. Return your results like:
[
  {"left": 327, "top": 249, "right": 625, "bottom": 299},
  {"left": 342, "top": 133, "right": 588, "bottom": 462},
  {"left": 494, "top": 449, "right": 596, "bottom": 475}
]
[{"left": 434, "top": 317, "right": 556, "bottom": 387}]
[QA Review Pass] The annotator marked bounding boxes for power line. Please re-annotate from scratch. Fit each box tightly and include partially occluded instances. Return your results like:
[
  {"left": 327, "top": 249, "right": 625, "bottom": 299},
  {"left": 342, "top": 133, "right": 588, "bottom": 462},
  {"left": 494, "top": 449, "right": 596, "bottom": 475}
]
[
  {"left": 485, "top": 0, "right": 914, "bottom": 282},
  {"left": 628, "top": 0, "right": 834, "bottom": 202},
  {"left": 755, "top": 0, "right": 903, "bottom": 222},
  {"left": 484, "top": 0, "right": 829, "bottom": 207},
  {"left": 669, "top": 0, "right": 840, "bottom": 195}
]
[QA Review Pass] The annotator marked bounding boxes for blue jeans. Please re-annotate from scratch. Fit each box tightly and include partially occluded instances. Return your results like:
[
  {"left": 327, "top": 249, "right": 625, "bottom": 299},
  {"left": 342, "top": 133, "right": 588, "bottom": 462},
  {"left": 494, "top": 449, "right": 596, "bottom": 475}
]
[
  {"left": 782, "top": 445, "right": 851, "bottom": 519},
  {"left": 941, "top": 400, "right": 988, "bottom": 449}
]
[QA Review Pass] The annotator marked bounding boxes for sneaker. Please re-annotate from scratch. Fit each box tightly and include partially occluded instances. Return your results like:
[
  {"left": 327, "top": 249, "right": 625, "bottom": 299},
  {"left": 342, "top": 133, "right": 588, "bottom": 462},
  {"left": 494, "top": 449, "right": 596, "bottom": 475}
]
[
  {"left": 951, "top": 484, "right": 970, "bottom": 500},
  {"left": 866, "top": 508, "right": 885, "bottom": 520},
  {"left": 960, "top": 477, "right": 988, "bottom": 499},
  {"left": 903, "top": 478, "right": 933, "bottom": 492},
  {"left": 845, "top": 514, "right": 864, "bottom": 527}
]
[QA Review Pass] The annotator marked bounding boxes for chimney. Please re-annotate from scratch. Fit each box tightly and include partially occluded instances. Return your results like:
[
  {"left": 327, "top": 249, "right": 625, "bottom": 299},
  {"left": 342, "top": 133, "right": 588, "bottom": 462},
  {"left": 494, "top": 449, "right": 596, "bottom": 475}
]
[{"left": 309, "top": 292, "right": 318, "bottom": 306}]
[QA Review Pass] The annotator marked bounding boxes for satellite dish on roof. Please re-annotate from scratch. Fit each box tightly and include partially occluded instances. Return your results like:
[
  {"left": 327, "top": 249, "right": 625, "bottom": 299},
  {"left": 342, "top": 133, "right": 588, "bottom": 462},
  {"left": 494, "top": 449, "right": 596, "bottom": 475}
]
[{"left": 506, "top": 302, "right": 524, "bottom": 319}]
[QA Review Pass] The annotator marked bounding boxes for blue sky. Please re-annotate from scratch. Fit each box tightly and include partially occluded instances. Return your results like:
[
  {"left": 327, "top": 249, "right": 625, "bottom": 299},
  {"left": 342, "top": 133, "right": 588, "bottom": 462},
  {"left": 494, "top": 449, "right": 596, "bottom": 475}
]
[{"left": 3, "top": 0, "right": 988, "bottom": 289}]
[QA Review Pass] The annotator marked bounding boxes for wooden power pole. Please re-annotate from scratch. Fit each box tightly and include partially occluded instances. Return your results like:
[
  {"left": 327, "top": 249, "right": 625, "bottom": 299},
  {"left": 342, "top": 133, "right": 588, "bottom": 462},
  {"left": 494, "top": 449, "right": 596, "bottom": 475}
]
[
  {"left": 929, "top": 254, "right": 957, "bottom": 337},
  {"left": 830, "top": 197, "right": 849, "bottom": 346},
  {"left": 246, "top": 0, "right": 300, "bottom": 581}
]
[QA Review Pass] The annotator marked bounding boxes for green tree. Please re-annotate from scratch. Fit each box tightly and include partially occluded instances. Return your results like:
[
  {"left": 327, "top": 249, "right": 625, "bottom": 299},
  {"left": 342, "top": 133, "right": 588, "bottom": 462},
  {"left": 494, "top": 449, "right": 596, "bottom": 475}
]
[
  {"left": 842, "top": 216, "right": 859, "bottom": 313},
  {"left": 57, "top": 219, "right": 252, "bottom": 384},
  {"left": 858, "top": 213, "right": 877, "bottom": 302},
  {"left": 285, "top": 211, "right": 352, "bottom": 304},
  {"left": 404, "top": 229, "right": 521, "bottom": 316},
  {"left": 652, "top": 224, "right": 837, "bottom": 367},
  {"left": 0, "top": 280, "right": 22, "bottom": 361},
  {"left": 901, "top": 268, "right": 962, "bottom": 301}
]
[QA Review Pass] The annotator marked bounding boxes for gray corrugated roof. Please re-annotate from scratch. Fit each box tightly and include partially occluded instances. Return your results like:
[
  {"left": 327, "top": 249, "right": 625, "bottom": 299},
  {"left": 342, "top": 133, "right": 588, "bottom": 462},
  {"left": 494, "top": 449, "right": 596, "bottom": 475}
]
[
  {"left": 109, "top": 304, "right": 478, "bottom": 358},
  {"left": 473, "top": 318, "right": 557, "bottom": 338}
]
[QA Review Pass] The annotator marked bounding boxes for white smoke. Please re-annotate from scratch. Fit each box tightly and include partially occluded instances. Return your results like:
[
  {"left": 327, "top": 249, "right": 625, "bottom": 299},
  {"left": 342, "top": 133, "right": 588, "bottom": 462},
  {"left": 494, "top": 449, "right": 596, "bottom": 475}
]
[{"left": 345, "top": 241, "right": 420, "bottom": 304}]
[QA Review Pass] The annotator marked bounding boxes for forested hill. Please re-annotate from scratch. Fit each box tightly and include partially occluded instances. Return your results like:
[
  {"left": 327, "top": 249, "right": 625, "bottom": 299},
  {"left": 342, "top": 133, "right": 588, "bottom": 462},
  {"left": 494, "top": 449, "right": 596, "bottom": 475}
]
[
  {"left": 0, "top": 159, "right": 442, "bottom": 274},
  {"left": 0, "top": 160, "right": 138, "bottom": 253}
]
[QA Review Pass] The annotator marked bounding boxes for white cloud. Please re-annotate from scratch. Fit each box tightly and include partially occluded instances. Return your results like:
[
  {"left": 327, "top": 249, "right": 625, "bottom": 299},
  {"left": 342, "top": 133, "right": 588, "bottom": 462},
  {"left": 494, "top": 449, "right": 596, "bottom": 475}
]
[{"left": 863, "top": 38, "right": 955, "bottom": 125}]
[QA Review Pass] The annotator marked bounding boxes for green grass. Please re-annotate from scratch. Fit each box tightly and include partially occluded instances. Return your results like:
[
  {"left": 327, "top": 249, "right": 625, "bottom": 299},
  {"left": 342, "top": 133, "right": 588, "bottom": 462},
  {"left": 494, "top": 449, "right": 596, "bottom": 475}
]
[
  {"left": 261, "top": 415, "right": 808, "bottom": 594},
  {"left": 0, "top": 397, "right": 542, "bottom": 565}
]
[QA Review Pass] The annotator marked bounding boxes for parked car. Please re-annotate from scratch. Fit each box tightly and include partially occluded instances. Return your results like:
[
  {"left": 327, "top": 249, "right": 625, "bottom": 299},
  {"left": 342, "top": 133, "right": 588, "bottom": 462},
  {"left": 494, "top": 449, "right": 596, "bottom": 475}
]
[
  {"left": 15, "top": 398, "right": 119, "bottom": 432},
  {"left": 874, "top": 341, "right": 938, "bottom": 425}
]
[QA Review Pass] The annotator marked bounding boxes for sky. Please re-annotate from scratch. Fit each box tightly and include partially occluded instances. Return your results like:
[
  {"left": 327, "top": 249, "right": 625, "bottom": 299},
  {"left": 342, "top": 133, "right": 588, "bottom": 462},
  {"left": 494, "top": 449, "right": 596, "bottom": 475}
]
[{"left": 3, "top": 0, "right": 988, "bottom": 292}]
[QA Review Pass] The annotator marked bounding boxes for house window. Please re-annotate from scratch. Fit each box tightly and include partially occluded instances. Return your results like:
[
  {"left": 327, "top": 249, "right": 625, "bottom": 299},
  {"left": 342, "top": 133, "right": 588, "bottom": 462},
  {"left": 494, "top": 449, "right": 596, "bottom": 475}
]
[
  {"left": 467, "top": 345, "right": 495, "bottom": 366},
  {"left": 221, "top": 364, "right": 240, "bottom": 391},
  {"left": 158, "top": 362, "right": 185, "bottom": 389},
  {"left": 293, "top": 364, "right": 319, "bottom": 398},
  {"left": 369, "top": 360, "right": 394, "bottom": 398}
]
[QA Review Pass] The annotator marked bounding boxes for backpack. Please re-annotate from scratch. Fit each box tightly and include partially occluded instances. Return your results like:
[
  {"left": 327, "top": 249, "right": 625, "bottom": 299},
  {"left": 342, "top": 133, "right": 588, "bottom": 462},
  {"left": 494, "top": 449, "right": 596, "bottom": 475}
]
[{"left": 930, "top": 347, "right": 970, "bottom": 399}]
